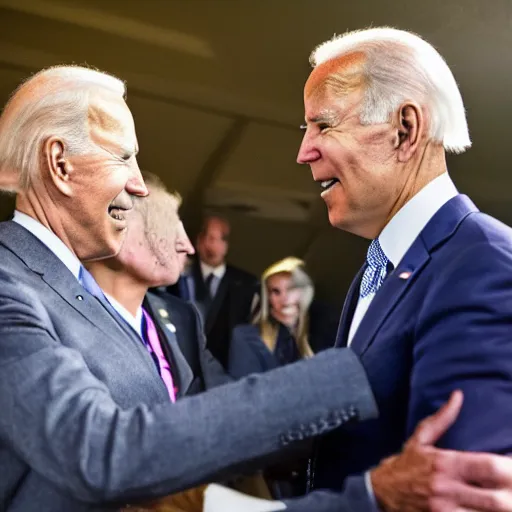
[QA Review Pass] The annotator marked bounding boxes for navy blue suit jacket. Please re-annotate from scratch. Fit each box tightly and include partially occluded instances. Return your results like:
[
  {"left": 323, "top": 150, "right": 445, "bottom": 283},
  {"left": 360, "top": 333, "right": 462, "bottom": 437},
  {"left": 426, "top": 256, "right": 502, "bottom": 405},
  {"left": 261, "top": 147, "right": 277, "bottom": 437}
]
[{"left": 313, "top": 194, "right": 512, "bottom": 490}]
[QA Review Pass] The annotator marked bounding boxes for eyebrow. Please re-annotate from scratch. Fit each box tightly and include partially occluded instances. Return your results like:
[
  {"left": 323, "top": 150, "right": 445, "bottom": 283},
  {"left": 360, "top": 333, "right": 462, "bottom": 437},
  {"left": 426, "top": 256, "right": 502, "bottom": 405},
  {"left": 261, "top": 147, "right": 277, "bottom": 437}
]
[
  {"left": 301, "top": 114, "right": 339, "bottom": 131},
  {"left": 305, "top": 110, "right": 340, "bottom": 125}
]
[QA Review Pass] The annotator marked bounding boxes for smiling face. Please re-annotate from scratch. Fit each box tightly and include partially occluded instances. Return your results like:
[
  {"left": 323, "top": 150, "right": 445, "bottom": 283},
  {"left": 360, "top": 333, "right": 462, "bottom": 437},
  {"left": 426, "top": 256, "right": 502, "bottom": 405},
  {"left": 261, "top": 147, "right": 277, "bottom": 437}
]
[
  {"left": 52, "top": 92, "right": 148, "bottom": 260},
  {"left": 266, "top": 272, "right": 303, "bottom": 329},
  {"left": 297, "top": 56, "right": 407, "bottom": 239}
]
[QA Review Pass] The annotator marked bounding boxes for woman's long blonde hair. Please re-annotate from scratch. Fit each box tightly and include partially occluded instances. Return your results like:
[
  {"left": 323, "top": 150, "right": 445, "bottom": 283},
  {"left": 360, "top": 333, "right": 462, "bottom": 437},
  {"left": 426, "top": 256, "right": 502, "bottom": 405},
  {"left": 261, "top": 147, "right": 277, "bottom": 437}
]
[{"left": 253, "top": 257, "right": 314, "bottom": 359}]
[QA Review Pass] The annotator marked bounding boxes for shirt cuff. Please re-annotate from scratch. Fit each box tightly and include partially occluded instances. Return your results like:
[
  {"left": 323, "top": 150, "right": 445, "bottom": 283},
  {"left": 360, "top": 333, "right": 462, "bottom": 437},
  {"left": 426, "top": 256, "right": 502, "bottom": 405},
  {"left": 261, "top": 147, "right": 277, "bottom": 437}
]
[{"left": 364, "top": 470, "right": 381, "bottom": 510}]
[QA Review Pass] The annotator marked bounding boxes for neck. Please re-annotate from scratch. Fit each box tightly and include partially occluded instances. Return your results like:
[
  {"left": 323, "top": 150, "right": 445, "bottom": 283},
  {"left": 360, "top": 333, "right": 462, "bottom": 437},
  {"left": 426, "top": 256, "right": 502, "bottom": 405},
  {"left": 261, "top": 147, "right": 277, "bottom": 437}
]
[
  {"left": 86, "top": 261, "right": 148, "bottom": 317},
  {"left": 380, "top": 142, "right": 447, "bottom": 236},
  {"left": 17, "top": 189, "right": 76, "bottom": 256},
  {"left": 201, "top": 259, "right": 224, "bottom": 269}
]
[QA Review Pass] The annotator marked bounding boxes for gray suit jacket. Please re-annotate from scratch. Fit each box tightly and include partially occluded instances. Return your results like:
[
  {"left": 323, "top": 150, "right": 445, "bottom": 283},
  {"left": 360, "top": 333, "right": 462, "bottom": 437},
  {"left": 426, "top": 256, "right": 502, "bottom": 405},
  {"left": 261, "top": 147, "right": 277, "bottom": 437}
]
[{"left": 0, "top": 221, "right": 378, "bottom": 512}]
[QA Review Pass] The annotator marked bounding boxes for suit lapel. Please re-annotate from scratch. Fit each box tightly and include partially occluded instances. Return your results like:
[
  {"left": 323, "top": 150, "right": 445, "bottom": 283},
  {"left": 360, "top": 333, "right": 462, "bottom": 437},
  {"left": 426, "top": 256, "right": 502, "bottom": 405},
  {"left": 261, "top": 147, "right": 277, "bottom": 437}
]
[
  {"left": 145, "top": 295, "right": 194, "bottom": 397},
  {"left": 350, "top": 194, "right": 479, "bottom": 357},
  {"left": 350, "top": 240, "right": 430, "bottom": 356},
  {"left": 335, "top": 265, "right": 366, "bottom": 348},
  {"left": 0, "top": 222, "right": 169, "bottom": 398},
  {"left": 0, "top": 222, "right": 127, "bottom": 342}
]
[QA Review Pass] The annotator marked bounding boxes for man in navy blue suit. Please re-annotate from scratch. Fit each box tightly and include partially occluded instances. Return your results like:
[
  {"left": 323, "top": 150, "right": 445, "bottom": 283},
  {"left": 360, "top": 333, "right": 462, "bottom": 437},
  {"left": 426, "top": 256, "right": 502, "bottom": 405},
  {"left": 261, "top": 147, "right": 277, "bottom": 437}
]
[{"left": 294, "top": 26, "right": 512, "bottom": 510}]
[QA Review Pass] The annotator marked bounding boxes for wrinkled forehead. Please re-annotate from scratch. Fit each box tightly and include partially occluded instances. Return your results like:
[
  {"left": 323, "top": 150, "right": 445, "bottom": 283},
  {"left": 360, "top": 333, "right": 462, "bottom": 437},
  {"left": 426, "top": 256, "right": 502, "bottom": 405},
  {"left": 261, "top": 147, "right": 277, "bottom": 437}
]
[
  {"left": 304, "top": 51, "right": 366, "bottom": 100},
  {"left": 88, "top": 92, "right": 136, "bottom": 151}
]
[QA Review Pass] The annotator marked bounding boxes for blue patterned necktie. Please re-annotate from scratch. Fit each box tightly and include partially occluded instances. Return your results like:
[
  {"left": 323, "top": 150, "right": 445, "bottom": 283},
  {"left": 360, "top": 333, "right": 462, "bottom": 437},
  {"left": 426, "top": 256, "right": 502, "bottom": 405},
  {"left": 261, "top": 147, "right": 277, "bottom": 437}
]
[{"left": 359, "top": 239, "right": 391, "bottom": 298}]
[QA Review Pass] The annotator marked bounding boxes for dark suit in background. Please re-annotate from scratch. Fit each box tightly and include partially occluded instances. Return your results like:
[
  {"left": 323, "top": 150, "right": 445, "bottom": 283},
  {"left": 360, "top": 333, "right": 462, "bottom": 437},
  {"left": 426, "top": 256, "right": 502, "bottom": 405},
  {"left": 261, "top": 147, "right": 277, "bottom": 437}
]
[
  {"left": 164, "top": 256, "right": 258, "bottom": 369},
  {"left": 144, "top": 291, "right": 231, "bottom": 395}
]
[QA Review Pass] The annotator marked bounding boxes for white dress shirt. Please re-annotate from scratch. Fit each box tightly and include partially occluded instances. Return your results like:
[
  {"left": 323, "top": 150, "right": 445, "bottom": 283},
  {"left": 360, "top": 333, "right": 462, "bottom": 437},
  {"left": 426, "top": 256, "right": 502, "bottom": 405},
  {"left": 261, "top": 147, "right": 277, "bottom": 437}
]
[
  {"left": 12, "top": 210, "right": 81, "bottom": 280},
  {"left": 104, "top": 292, "right": 143, "bottom": 337},
  {"left": 200, "top": 261, "right": 226, "bottom": 298},
  {"left": 347, "top": 173, "right": 458, "bottom": 345}
]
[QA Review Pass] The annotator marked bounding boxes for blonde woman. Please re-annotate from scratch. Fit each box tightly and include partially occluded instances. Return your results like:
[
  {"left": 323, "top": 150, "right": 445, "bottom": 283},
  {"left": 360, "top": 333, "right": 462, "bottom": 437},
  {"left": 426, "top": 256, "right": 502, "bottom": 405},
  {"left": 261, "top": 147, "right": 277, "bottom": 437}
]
[{"left": 228, "top": 257, "right": 315, "bottom": 379}]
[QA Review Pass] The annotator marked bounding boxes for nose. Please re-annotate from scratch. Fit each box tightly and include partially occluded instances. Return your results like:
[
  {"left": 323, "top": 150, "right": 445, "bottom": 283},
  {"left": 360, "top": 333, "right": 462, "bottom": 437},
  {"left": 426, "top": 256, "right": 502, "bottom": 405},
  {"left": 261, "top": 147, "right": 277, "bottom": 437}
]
[
  {"left": 182, "top": 232, "right": 195, "bottom": 256},
  {"left": 126, "top": 164, "right": 148, "bottom": 197},
  {"left": 178, "top": 222, "right": 195, "bottom": 255},
  {"left": 282, "top": 291, "right": 293, "bottom": 305},
  {"left": 297, "top": 132, "right": 321, "bottom": 164}
]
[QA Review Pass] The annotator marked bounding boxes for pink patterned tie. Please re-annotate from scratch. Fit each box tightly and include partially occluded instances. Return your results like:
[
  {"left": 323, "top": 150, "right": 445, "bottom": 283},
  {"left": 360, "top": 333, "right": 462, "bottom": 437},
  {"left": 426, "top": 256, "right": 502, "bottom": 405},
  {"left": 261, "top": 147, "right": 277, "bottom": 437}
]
[{"left": 142, "top": 308, "right": 176, "bottom": 402}]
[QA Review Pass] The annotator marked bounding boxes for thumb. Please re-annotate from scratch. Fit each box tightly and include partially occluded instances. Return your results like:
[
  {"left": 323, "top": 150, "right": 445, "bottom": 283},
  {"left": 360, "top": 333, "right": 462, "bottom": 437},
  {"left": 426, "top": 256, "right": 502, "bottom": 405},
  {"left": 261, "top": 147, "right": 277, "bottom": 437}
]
[{"left": 413, "top": 390, "right": 464, "bottom": 446}]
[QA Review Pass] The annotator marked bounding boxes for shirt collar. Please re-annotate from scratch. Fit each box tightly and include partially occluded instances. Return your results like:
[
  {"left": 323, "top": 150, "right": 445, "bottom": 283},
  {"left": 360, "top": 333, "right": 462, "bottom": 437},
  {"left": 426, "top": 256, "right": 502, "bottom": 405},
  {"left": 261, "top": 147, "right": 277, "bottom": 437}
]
[
  {"left": 379, "top": 173, "right": 458, "bottom": 268},
  {"left": 12, "top": 210, "right": 82, "bottom": 280},
  {"left": 200, "top": 260, "right": 226, "bottom": 280},
  {"left": 103, "top": 292, "right": 143, "bottom": 338}
]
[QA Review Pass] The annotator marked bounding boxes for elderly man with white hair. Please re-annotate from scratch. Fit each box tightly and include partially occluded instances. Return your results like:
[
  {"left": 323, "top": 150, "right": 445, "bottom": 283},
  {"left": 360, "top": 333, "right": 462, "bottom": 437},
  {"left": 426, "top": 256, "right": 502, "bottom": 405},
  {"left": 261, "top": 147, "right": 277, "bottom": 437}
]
[
  {"left": 298, "top": 25, "right": 512, "bottom": 503},
  {"left": 297, "top": 25, "right": 512, "bottom": 511},
  {"left": 206, "top": 26, "right": 512, "bottom": 512},
  {"left": 0, "top": 65, "right": 382, "bottom": 512}
]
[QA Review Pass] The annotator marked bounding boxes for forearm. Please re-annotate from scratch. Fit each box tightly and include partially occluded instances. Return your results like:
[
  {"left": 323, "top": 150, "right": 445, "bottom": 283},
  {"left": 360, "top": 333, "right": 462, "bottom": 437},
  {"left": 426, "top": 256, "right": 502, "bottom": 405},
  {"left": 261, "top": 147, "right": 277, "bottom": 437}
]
[{"left": 1, "top": 325, "right": 377, "bottom": 504}]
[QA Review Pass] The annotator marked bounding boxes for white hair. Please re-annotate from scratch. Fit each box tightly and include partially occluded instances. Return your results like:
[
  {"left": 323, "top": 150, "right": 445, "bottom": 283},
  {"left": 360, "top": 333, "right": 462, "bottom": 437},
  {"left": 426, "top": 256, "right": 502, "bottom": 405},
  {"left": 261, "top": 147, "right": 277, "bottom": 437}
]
[
  {"left": 310, "top": 27, "right": 471, "bottom": 153},
  {"left": 0, "top": 65, "right": 126, "bottom": 192}
]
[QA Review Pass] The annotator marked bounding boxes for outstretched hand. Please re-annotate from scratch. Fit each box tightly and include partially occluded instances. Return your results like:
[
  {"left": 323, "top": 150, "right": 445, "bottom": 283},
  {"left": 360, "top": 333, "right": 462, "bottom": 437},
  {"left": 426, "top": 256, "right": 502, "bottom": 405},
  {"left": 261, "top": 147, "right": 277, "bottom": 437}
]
[{"left": 371, "top": 390, "right": 512, "bottom": 512}]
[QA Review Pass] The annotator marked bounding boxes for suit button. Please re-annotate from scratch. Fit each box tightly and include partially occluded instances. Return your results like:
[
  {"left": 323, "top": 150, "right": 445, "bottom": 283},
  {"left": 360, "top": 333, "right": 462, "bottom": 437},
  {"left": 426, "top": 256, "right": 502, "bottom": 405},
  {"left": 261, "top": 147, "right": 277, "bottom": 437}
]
[{"left": 76, "top": 295, "right": 84, "bottom": 301}]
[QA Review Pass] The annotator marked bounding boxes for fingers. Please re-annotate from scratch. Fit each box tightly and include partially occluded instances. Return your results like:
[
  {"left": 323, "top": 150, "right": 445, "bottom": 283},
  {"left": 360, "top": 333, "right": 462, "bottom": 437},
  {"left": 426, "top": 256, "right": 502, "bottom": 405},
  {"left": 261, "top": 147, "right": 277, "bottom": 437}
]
[
  {"left": 430, "top": 478, "right": 512, "bottom": 512},
  {"left": 456, "top": 487, "right": 512, "bottom": 512},
  {"left": 456, "top": 452, "right": 512, "bottom": 488},
  {"left": 413, "top": 390, "right": 464, "bottom": 446}
]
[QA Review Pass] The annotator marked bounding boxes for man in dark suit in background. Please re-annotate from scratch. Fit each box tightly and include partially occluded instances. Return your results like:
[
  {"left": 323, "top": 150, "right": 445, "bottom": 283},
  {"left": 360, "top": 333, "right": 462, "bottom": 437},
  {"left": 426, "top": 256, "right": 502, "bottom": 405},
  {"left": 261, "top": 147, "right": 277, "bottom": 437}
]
[{"left": 165, "top": 214, "right": 258, "bottom": 369}]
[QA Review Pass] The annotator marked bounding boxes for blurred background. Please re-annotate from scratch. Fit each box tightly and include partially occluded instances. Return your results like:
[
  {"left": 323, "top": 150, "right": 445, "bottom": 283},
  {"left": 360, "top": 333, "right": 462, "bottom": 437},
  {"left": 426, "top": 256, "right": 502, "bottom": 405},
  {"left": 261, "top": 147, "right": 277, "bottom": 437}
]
[{"left": 0, "top": 0, "right": 510, "bottom": 307}]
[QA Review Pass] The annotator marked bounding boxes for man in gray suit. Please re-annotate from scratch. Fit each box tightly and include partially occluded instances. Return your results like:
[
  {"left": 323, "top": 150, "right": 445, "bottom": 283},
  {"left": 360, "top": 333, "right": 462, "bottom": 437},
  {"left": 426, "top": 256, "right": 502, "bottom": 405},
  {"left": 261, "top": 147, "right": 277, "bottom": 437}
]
[{"left": 0, "top": 65, "right": 510, "bottom": 512}]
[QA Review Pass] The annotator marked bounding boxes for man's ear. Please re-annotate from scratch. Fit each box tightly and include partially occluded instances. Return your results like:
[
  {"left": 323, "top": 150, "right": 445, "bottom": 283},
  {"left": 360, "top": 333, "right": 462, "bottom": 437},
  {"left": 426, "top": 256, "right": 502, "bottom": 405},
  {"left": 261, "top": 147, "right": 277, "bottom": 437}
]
[
  {"left": 393, "top": 102, "right": 424, "bottom": 162},
  {"left": 43, "top": 137, "right": 74, "bottom": 197}
]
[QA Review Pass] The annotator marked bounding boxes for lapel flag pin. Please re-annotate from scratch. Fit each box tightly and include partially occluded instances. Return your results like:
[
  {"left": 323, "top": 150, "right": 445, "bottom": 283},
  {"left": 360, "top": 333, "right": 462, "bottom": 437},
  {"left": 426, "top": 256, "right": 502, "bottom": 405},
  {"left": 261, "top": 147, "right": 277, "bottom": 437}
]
[
  {"left": 158, "top": 308, "right": 169, "bottom": 319},
  {"left": 398, "top": 271, "right": 412, "bottom": 280},
  {"left": 165, "top": 322, "right": 177, "bottom": 333}
]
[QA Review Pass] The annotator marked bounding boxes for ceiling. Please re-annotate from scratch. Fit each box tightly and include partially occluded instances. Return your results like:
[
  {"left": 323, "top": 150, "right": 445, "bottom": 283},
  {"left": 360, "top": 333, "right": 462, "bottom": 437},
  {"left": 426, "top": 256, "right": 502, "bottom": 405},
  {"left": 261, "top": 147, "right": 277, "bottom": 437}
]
[{"left": 0, "top": 0, "right": 510, "bottom": 306}]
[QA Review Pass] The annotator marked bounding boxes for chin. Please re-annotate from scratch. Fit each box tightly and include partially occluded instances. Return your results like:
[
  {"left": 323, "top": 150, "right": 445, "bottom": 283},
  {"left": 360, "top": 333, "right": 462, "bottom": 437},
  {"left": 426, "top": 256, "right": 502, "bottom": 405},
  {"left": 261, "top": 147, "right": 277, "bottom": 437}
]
[
  {"left": 327, "top": 209, "right": 345, "bottom": 230},
  {"left": 95, "top": 232, "right": 125, "bottom": 260}
]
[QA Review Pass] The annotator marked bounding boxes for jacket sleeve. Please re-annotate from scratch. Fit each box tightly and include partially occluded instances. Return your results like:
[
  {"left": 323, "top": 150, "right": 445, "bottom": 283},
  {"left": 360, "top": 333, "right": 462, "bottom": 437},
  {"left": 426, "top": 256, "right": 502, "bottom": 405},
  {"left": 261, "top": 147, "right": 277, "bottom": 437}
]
[
  {"left": 409, "top": 241, "right": 512, "bottom": 452},
  {"left": 0, "top": 268, "right": 378, "bottom": 505},
  {"left": 283, "top": 474, "right": 378, "bottom": 512}
]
